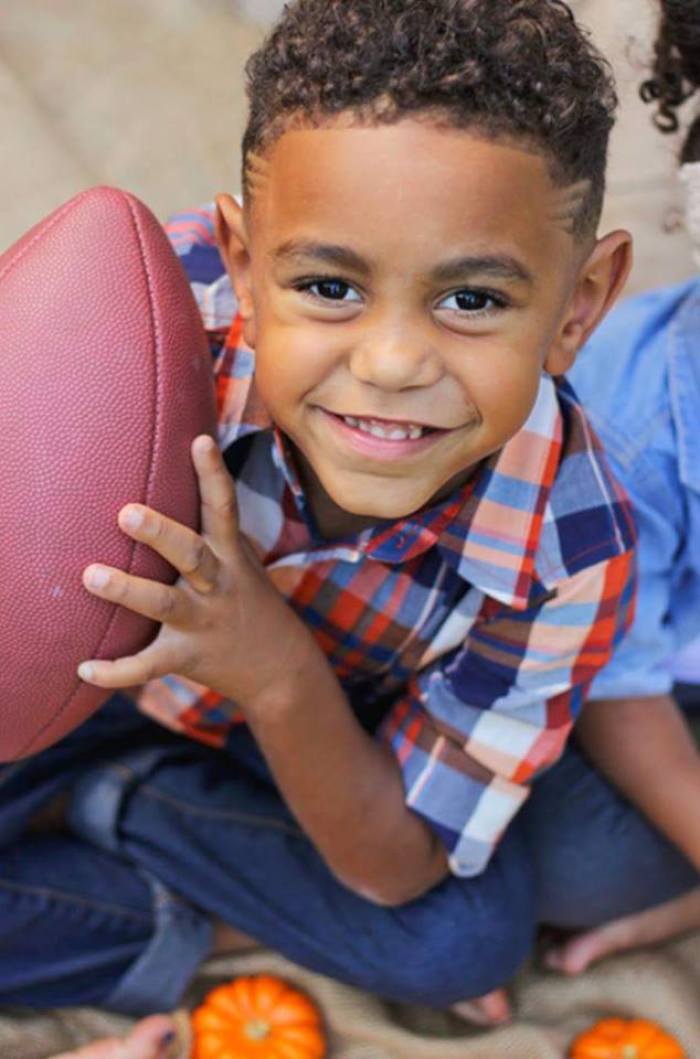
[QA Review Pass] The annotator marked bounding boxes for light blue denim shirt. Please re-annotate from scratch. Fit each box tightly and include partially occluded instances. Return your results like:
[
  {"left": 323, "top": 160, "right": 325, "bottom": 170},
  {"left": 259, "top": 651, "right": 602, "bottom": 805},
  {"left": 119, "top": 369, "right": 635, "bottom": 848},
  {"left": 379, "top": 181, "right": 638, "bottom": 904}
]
[{"left": 569, "top": 278, "right": 700, "bottom": 699}]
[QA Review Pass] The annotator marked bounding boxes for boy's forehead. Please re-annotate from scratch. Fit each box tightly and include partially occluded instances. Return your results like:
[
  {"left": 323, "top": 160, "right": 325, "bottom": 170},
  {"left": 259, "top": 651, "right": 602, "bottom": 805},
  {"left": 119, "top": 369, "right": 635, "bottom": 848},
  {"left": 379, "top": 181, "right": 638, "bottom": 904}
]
[{"left": 245, "top": 121, "right": 588, "bottom": 261}]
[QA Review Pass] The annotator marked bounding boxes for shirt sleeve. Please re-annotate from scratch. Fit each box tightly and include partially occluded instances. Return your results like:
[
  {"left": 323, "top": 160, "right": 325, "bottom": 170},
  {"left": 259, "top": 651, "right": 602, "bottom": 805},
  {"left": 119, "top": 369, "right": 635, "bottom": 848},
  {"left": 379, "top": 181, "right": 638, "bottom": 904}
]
[
  {"left": 163, "top": 205, "right": 236, "bottom": 331},
  {"left": 586, "top": 443, "right": 684, "bottom": 700},
  {"left": 379, "top": 549, "right": 635, "bottom": 877}
]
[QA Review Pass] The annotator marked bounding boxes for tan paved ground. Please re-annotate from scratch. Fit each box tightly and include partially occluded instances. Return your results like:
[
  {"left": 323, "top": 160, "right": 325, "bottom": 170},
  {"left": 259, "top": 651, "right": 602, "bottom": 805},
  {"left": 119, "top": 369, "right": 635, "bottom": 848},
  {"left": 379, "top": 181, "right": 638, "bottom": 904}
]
[{"left": 0, "top": 0, "right": 696, "bottom": 293}]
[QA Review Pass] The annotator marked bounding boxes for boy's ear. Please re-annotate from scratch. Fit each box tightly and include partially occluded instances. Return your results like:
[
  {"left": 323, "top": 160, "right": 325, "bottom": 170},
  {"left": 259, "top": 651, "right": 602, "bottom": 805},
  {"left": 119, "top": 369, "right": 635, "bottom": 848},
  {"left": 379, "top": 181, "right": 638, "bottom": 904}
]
[
  {"left": 544, "top": 230, "right": 633, "bottom": 376},
  {"left": 214, "top": 192, "right": 257, "bottom": 348}
]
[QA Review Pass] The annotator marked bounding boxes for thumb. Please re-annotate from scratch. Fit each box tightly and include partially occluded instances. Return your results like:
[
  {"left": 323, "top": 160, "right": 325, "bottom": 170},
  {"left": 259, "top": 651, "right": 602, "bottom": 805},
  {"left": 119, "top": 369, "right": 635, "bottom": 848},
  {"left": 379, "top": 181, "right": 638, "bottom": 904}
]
[
  {"left": 125, "top": 1015, "right": 178, "bottom": 1058},
  {"left": 49, "top": 1014, "right": 177, "bottom": 1059}
]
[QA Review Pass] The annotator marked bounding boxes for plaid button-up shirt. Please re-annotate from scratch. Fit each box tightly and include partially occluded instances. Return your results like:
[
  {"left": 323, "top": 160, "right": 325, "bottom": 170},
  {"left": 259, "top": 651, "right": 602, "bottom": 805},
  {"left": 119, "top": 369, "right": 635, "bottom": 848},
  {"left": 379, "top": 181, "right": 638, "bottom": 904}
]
[{"left": 136, "top": 205, "right": 636, "bottom": 878}]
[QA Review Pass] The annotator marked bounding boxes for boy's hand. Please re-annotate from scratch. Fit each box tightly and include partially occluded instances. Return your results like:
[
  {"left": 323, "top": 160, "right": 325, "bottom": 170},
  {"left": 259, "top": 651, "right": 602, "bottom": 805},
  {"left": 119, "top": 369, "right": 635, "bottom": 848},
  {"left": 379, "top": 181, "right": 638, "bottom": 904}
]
[{"left": 78, "top": 435, "right": 317, "bottom": 704}]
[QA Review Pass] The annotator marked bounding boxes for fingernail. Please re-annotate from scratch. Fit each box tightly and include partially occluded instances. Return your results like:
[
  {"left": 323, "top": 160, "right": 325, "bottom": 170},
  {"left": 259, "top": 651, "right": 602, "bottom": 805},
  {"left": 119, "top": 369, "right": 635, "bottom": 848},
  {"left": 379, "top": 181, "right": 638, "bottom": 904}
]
[
  {"left": 123, "top": 507, "right": 144, "bottom": 529},
  {"left": 77, "top": 662, "right": 94, "bottom": 681},
  {"left": 87, "top": 566, "right": 110, "bottom": 589},
  {"left": 195, "top": 435, "right": 216, "bottom": 457}
]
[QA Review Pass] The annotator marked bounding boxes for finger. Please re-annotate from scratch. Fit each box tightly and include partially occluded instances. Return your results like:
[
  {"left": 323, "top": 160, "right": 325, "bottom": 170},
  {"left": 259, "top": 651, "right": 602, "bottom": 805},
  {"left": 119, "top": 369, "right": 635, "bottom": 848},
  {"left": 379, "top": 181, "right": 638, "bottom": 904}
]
[
  {"left": 191, "top": 434, "right": 240, "bottom": 553},
  {"left": 49, "top": 1016, "right": 176, "bottom": 1059},
  {"left": 83, "top": 565, "right": 187, "bottom": 625},
  {"left": 118, "top": 504, "right": 219, "bottom": 593},
  {"left": 77, "top": 639, "right": 179, "bottom": 688},
  {"left": 126, "top": 1015, "right": 178, "bottom": 1058},
  {"left": 49, "top": 1039, "right": 125, "bottom": 1059}
]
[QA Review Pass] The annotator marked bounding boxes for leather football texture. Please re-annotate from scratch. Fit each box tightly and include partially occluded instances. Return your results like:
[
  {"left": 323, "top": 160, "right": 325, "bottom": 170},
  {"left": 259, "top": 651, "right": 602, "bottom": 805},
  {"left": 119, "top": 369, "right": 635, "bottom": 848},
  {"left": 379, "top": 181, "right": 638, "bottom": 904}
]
[{"left": 0, "top": 186, "right": 217, "bottom": 761}]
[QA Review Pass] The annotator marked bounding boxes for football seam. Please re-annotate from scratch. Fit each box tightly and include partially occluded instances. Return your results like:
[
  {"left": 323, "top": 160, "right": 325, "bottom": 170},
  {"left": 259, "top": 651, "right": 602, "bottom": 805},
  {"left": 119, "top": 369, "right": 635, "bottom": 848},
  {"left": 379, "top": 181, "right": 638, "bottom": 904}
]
[
  {"left": 125, "top": 192, "right": 165, "bottom": 530},
  {"left": 17, "top": 188, "right": 165, "bottom": 759}
]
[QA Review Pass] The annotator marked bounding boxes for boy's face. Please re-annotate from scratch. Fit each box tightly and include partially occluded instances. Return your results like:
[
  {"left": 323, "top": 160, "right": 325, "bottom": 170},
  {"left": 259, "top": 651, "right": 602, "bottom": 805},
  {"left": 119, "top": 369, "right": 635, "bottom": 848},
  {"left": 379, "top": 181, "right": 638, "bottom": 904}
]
[{"left": 217, "top": 119, "right": 630, "bottom": 529}]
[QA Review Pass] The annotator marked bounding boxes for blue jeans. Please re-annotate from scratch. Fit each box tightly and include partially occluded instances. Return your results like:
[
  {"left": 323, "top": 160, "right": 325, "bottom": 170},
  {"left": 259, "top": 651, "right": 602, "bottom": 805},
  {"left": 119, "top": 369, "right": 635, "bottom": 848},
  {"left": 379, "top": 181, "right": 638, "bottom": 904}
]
[{"left": 0, "top": 694, "right": 697, "bottom": 1014}]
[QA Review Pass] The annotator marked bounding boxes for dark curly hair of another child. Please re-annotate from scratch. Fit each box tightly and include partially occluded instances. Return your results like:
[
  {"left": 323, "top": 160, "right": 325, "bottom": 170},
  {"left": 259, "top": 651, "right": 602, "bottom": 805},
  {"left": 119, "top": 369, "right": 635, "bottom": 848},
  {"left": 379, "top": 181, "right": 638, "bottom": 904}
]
[
  {"left": 242, "top": 0, "right": 617, "bottom": 238},
  {"left": 641, "top": 0, "right": 700, "bottom": 163}
]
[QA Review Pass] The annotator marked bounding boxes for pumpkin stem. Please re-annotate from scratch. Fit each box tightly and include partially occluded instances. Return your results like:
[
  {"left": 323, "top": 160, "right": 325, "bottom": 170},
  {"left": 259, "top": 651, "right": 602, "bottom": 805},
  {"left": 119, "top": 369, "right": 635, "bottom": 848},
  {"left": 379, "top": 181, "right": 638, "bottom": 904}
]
[
  {"left": 244, "top": 1018, "right": 271, "bottom": 1041},
  {"left": 621, "top": 1047, "right": 639, "bottom": 1059}
]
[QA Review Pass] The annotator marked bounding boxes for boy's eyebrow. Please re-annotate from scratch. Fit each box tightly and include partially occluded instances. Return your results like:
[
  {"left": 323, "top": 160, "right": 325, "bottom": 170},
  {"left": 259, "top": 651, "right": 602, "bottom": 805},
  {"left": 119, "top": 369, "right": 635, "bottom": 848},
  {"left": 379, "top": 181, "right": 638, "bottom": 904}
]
[
  {"left": 430, "top": 254, "right": 534, "bottom": 287},
  {"left": 273, "top": 240, "right": 370, "bottom": 273},
  {"left": 273, "top": 241, "right": 534, "bottom": 286}
]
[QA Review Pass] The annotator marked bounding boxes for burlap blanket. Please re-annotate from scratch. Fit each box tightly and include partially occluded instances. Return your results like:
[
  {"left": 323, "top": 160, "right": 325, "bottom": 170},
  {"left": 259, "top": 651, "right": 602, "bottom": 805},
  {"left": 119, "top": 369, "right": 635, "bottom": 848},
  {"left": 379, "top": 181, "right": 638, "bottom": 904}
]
[
  {"left": 1, "top": 3, "right": 698, "bottom": 1058},
  {"left": 2, "top": 936, "right": 698, "bottom": 1059}
]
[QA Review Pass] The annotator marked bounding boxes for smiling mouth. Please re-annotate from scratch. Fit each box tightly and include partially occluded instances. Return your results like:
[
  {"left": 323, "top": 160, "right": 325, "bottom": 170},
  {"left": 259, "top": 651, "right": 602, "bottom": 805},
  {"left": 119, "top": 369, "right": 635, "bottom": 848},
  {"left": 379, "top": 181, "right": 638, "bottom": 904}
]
[{"left": 326, "top": 412, "right": 444, "bottom": 441}]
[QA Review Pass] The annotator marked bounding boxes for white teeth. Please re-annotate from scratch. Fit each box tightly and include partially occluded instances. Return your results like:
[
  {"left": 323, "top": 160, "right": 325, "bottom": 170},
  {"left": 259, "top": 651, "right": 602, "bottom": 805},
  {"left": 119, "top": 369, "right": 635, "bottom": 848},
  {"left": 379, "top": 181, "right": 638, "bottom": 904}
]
[{"left": 341, "top": 415, "right": 426, "bottom": 440}]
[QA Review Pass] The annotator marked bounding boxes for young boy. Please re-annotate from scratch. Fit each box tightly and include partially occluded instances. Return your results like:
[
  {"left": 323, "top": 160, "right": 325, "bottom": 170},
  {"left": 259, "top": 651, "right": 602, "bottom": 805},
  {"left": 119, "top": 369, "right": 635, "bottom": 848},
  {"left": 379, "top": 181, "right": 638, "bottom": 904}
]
[
  {"left": 544, "top": 0, "right": 700, "bottom": 977},
  {"left": 4, "top": 1, "right": 695, "bottom": 1054}
]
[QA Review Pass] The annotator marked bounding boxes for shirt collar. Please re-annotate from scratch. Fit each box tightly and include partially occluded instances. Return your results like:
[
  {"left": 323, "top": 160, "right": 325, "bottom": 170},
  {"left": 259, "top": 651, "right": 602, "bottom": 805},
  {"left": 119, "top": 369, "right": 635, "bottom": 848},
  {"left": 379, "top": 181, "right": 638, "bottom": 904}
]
[
  {"left": 214, "top": 314, "right": 562, "bottom": 610},
  {"left": 434, "top": 375, "right": 562, "bottom": 609}
]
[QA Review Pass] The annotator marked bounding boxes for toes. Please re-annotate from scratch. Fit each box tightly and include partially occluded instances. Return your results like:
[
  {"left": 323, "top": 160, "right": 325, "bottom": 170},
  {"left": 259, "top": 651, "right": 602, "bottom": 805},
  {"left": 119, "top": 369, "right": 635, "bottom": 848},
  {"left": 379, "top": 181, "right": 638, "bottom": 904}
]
[
  {"left": 478, "top": 988, "right": 512, "bottom": 1024},
  {"left": 452, "top": 988, "right": 512, "bottom": 1026},
  {"left": 451, "top": 1000, "right": 496, "bottom": 1027}
]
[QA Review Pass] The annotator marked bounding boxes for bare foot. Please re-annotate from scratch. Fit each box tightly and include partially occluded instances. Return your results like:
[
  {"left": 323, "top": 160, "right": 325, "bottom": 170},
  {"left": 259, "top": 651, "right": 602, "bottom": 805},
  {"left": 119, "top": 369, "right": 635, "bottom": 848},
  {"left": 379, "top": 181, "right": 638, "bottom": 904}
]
[
  {"left": 543, "top": 886, "right": 700, "bottom": 976},
  {"left": 49, "top": 1014, "right": 176, "bottom": 1059},
  {"left": 451, "top": 987, "right": 512, "bottom": 1027}
]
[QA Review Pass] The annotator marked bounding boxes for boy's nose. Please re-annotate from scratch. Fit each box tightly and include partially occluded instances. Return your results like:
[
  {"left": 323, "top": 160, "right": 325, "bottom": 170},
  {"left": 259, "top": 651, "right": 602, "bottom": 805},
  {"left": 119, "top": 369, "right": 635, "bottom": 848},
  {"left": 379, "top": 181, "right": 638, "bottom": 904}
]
[{"left": 348, "top": 330, "right": 443, "bottom": 391}]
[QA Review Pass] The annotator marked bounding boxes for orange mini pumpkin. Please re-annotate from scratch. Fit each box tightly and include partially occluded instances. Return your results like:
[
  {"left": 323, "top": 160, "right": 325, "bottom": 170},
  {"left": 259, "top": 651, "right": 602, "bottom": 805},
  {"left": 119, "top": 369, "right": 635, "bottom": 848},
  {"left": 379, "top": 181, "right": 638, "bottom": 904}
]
[
  {"left": 570, "top": 1018, "right": 685, "bottom": 1059},
  {"left": 191, "top": 974, "right": 327, "bottom": 1059}
]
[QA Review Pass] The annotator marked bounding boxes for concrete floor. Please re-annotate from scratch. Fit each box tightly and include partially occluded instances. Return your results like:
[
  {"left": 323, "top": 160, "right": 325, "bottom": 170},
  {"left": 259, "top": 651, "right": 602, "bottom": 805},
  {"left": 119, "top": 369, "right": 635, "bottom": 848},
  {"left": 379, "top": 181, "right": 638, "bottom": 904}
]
[{"left": 0, "top": 0, "right": 695, "bottom": 294}]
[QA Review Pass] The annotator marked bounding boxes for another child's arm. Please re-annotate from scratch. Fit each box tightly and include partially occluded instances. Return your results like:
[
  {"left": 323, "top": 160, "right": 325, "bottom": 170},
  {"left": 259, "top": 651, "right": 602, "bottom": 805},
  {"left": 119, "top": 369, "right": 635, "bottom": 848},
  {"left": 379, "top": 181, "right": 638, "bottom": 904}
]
[
  {"left": 577, "top": 694, "right": 700, "bottom": 873},
  {"left": 544, "top": 693, "right": 700, "bottom": 975}
]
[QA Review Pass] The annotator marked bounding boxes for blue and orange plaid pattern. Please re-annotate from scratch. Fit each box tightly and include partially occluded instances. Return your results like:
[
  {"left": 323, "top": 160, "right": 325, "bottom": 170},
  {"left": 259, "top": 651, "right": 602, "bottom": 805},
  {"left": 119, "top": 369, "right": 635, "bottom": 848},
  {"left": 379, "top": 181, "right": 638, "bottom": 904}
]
[{"left": 136, "top": 205, "right": 636, "bottom": 877}]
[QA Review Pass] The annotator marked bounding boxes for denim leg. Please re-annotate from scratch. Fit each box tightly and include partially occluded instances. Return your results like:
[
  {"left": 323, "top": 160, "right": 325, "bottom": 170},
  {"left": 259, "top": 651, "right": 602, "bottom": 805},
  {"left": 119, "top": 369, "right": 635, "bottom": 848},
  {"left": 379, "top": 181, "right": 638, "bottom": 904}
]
[
  {"left": 522, "top": 741, "right": 700, "bottom": 929},
  {"left": 0, "top": 695, "right": 213, "bottom": 1014},
  {"left": 0, "top": 832, "right": 153, "bottom": 1008},
  {"left": 0, "top": 693, "right": 152, "bottom": 847},
  {"left": 68, "top": 729, "right": 535, "bottom": 1007}
]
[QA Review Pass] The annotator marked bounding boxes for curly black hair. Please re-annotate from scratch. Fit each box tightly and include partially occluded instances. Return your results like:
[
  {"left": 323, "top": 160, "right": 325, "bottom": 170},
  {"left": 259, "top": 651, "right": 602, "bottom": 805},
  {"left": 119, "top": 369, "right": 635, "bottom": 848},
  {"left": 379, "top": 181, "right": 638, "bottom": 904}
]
[
  {"left": 241, "top": 0, "right": 617, "bottom": 237},
  {"left": 640, "top": 0, "right": 700, "bottom": 163}
]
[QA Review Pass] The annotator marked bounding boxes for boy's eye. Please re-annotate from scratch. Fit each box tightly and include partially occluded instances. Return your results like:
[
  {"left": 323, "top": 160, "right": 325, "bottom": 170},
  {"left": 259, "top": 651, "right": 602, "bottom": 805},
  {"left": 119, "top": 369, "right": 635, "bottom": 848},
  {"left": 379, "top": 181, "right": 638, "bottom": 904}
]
[
  {"left": 300, "top": 279, "right": 362, "bottom": 303},
  {"left": 438, "top": 289, "right": 504, "bottom": 314}
]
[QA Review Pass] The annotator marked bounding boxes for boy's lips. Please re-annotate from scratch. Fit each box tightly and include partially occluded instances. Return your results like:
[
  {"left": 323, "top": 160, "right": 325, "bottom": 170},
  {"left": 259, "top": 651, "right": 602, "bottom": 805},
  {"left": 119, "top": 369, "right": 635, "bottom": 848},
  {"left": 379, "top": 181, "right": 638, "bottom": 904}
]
[{"left": 316, "top": 407, "right": 456, "bottom": 461}]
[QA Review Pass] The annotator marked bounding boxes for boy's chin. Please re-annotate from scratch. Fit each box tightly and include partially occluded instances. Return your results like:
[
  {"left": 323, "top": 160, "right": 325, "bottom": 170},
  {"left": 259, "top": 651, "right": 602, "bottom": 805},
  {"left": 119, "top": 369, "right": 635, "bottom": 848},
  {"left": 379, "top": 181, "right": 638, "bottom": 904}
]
[{"left": 328, "top": 480, "right": 446, "bottom": 523}]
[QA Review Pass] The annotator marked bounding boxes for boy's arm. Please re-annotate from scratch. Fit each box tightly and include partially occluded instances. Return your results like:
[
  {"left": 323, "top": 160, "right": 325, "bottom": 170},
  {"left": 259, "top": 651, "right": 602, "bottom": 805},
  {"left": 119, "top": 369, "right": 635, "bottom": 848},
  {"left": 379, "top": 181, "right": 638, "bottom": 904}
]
[
  {"left": 239, "top": 551, "right": 634, "bottom": 901},
  {"left": 81, "top": 440, "right": 449, "bottom": 906},
  {"left": 81, "top": 437, "right": 633, "bottom": 903},
  {"left": 576, "top": 694, "right": 700, "bottom": 871},
  {"left": 240, "top": 648, "right": 450, "bottom": 905}
]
